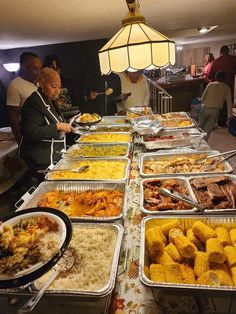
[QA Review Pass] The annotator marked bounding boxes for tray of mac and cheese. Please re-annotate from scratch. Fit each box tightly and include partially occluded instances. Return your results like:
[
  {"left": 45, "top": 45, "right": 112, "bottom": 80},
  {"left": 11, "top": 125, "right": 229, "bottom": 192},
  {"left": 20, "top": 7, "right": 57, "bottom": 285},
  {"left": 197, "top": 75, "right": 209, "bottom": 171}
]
[
  {"left": 45, "top": 158, "right": 130, "bottom": 182},
  {"left": 140, "top": 215, "right": 236, "bottom": 294},
  {"left": 16, "top": 181, "right": 128, "bottom": 222},
  {"left": 76, "top": 132, "right": 132, "bottom": 144},
  {"left": 139, "top": 150, "right": 233, "bottom": 177}
]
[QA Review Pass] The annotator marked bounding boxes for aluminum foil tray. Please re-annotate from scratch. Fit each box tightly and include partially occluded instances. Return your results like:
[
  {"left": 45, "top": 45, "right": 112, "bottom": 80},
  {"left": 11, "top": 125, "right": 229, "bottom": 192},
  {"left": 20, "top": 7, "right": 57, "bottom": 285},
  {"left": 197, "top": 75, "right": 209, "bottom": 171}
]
[
  {"left": 153, "top": 111, "right": 189, "bottom": 120},
  {"left": 141, "top": 128, "right": 206, "bottom": 150},
  {"left": 62, "top": 142, "right": 131, "bottom": 159},
  {"left": 89, "top": 124, "right": 132, "bottom": 132},
  {"left": 126, "top": 106, "right": 153, "bottom": 123},
  {"left": 140, "top": 177, "right": 198, "bottom": 215},
  {"left": 98, "top": 116, "right": 127, "bottom": 125},
  {"left": 32, "top": 223, "right": 123, "bottom": 297},
  {"left": 140, "top": 215, "right": 236, "bottom": 294},
  {"left": 16, "top": 181, "right": 128, "bottom": 222},
  {"left": 187, "top": 174, "right": 236, "bottom": 214},
  {"left": 45, "top": 157, "right": 130, "bottom": 182},
  {"left": 139, "top": 150, "right": 233, "bottom": 177},
  {"left": 76, "top": 132, "right": 132, "bottom": 144}
]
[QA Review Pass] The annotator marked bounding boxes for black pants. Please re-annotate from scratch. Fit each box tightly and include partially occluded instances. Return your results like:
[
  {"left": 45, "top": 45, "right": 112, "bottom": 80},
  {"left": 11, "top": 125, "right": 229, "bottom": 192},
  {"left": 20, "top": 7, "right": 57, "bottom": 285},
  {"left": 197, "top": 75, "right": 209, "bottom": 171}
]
[{"left": 217, "top": 101, "right": 227, "bottom": 127}]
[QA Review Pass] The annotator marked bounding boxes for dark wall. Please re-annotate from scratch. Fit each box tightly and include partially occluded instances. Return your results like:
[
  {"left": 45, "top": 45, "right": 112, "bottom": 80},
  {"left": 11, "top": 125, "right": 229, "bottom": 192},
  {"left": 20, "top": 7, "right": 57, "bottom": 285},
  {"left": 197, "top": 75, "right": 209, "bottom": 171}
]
[{"left": 0, "top": 38, "right": 107, "bottom": 105}]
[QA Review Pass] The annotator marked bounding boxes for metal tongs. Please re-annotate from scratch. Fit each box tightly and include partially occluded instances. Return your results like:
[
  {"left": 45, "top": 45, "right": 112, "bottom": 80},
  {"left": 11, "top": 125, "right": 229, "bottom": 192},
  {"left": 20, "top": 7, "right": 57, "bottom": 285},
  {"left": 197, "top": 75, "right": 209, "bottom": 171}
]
[
  {"left": 195, "top": 149, "right": 236, "bottom": 165},
  {"left": 159, "top": 187, "right": 204, "bottom": 211}
]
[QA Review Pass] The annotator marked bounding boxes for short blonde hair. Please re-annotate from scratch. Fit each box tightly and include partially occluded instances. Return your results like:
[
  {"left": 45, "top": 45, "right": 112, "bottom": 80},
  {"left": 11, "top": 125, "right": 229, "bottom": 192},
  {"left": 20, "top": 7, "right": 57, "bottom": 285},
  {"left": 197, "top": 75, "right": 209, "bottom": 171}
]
[{"left": 41, "top": 67, "right": 60, "bottom": 83}]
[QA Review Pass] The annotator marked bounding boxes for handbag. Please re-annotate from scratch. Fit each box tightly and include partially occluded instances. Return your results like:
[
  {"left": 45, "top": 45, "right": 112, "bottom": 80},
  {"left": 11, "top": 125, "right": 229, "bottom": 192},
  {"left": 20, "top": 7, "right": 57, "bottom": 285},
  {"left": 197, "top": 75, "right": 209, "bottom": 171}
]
[{"left": 228, "top": 116, "right": 236, "bottom": 136}]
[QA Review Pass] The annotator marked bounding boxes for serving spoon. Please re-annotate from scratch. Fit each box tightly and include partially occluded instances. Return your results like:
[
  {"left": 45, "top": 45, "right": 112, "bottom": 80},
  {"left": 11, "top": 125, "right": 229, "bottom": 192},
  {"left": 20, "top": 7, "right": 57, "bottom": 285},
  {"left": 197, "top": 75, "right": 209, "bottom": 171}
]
[
  {"left": 37, "top": 165, "right": 89, "bottom": 174},
  {"left": 18, "top": 248, "right": 76, "bottom": 313}
]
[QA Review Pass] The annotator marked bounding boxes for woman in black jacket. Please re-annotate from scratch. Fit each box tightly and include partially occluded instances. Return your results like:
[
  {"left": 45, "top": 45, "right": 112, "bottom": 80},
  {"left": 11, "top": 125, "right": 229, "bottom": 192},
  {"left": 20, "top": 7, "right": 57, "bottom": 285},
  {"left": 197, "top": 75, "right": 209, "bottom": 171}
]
[{"left": 20, "top": 67, "right": 73, "bottom": 175}]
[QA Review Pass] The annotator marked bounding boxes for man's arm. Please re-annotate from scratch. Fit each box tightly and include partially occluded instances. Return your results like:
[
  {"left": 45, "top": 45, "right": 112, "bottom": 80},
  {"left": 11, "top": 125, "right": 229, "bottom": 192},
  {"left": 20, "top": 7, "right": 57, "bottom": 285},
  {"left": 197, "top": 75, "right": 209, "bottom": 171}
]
[{"left": 8, "top": 106, "right": 21, "bottom": 144}]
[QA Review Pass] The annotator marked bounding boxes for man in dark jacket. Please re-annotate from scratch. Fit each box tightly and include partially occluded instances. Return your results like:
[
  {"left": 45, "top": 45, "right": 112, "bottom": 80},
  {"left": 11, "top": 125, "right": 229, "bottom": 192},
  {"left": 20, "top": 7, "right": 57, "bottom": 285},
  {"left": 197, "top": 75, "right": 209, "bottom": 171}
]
[{"left": 20, "top": 68, "right": 73, "bottom": 175}]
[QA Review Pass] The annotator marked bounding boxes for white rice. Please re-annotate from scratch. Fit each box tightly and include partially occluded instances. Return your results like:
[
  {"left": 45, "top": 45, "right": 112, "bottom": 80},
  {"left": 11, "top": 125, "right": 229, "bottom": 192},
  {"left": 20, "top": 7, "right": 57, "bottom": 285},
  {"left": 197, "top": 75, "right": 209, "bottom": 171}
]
[{"left": 35, "top": 226, "right": 117, "bottom": 291}]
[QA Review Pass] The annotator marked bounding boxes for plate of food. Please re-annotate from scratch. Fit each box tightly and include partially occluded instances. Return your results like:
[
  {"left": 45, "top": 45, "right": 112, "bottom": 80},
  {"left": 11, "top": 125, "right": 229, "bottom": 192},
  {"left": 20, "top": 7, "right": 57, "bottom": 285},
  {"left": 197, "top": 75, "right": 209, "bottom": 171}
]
[
  {"left": 0, "top": 208, "right": 72, "bottom": 288},
  {"left": 75, "top": 113, "right": 102, "bottom": 126}
]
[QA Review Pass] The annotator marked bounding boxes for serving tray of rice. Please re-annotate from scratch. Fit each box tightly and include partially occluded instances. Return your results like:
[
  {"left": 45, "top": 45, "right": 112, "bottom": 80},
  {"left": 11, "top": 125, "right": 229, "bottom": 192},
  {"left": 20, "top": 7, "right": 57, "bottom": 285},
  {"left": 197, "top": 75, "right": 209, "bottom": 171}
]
[{"left": 32, "top": 223, "right": 123, "bottom": 297}]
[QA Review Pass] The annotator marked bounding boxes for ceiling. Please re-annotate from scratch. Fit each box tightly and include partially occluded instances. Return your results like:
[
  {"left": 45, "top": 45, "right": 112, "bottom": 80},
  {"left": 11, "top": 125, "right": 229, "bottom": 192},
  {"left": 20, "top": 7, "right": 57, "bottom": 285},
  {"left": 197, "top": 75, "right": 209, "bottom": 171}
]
[{"left": 0, "top": 0, "right": 236, "bottom": 50}]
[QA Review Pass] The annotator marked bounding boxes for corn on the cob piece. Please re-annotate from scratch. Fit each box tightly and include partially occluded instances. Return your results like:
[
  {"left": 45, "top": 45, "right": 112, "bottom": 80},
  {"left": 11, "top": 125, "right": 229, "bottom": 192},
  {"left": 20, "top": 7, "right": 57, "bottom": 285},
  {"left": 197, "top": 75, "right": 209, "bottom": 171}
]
[
  {"left": 164, "top": 263, "right": 183, "bottom": 284},
  {"left": 149, "top": 264, "right": 166, "bottom": 282},
  {"left": 146, "top": 226, "right": 166, "bottom": 256},
  {"left": 194, "top": 252, "right": 209, "bottom": 277},
  {"left": 192, "top": 221, "right": 216, "bottom": 242},
  {"left": 169, "top": 228, "right": 184, "bottom": 243},
  {"left": 223, "top": 246, "right": 236, "bottom": 268},
  {"left": 206, "top": 238, "right": 225, "bottom": 264},
  {"left": 215, "top": 227, "right": 231, "bottom": 247},
  {"left": 174, "top": 234, "right": 197, "bottom": 258},
  {"left": 230, "top": 266, "right": 236, "bottom": 286},
  {"left": 211, "top": 263, "right": 233, "bottom": 286},
  {"left": 165, "top": 243, "right": 181, "bottom": 262},
  {"left": 160, "top": 219, "right": 182, "bottom": 237},
  {"left": 156, "top": 250, "right": 174, "bottom": 265},
  {"left": 229, "top": 229, "right": 236, "bottom": 246},
  {"left": 197, "top": 270, "right": 221, "bottom": 286},
  {"left": 186, "top": 228, "right": 203, "bottom": 250},
  {"left": 180, "top": 263, "right": 195, "bottom": 284}
]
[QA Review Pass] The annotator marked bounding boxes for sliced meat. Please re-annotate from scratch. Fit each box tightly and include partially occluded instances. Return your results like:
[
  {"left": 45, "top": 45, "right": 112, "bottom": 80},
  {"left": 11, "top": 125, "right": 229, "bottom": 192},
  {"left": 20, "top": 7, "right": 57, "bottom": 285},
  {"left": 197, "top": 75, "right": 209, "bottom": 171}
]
[
  {"left": 220, "top": 185, "right": 233, "bottom": 207},
  {"left": 207, "top": 183, "right": 226, "bottom": 201},
  {"left": 225, "top": 183, "right": 236, "bottom": 208},
  {"left": 191, "top": 176, "right": 230, "bottom": 189}
]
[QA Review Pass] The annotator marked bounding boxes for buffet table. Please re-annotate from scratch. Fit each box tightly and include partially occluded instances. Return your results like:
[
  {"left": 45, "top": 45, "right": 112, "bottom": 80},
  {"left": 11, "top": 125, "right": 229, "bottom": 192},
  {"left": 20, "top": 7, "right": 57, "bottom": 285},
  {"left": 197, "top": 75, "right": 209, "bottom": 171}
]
[{"left": 1, "top": 114, "right": 236, "bottom": 314}]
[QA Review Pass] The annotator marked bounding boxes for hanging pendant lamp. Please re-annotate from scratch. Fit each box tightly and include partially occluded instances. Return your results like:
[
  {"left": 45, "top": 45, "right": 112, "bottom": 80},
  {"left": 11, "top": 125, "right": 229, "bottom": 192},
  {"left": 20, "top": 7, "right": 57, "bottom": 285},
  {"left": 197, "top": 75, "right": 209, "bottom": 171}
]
[{"left": 99, "top": 0, "right": 176, "bottom": 75}]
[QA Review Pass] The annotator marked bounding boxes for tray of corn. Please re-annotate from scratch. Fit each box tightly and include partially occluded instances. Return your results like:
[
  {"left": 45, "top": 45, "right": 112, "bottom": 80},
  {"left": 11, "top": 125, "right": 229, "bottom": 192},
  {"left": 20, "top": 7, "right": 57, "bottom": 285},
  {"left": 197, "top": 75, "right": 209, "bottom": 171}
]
[{"left": 140, "top": 215, "right": 236, "bottom": 293}]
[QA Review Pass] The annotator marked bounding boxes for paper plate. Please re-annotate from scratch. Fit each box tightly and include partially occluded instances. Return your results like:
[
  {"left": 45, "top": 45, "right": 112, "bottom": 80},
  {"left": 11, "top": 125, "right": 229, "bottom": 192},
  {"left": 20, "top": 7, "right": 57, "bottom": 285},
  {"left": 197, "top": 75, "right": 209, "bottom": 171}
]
[{"left": 0, "top": 208, "right": 72, "bottom": 288}]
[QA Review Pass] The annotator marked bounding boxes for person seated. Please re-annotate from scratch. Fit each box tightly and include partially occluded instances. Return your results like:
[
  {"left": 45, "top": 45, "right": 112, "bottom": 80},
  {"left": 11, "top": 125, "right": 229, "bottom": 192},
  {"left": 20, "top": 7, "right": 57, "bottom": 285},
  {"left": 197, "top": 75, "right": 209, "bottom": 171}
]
[
  {"left": 117, "top": 70, "right": 150, "bottom": 114},
  {"left": 20, "top": 67, "right": 74, "bottom": 180}
]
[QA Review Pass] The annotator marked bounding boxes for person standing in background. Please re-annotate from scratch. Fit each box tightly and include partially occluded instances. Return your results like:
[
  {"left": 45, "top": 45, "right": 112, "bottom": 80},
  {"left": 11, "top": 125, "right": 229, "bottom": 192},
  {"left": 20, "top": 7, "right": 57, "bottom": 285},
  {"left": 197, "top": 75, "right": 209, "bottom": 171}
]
[
  {"left": 202, "top": 53, "right": 215, "bottom": 87},
  {"left": 84, "top": 72, "right": 121, "bottom": 116},
  {"left": 208, "top": 45, "right": 236, "bottom": 126},
  {"left": 199, "top": 71, "right": 233, "bottom": 140},
  {"left": 6, "top": 52, "right": 42, "bottom": 144},
  {"left": 117, "top": 71, "right": 150, "bottom": 114}
]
